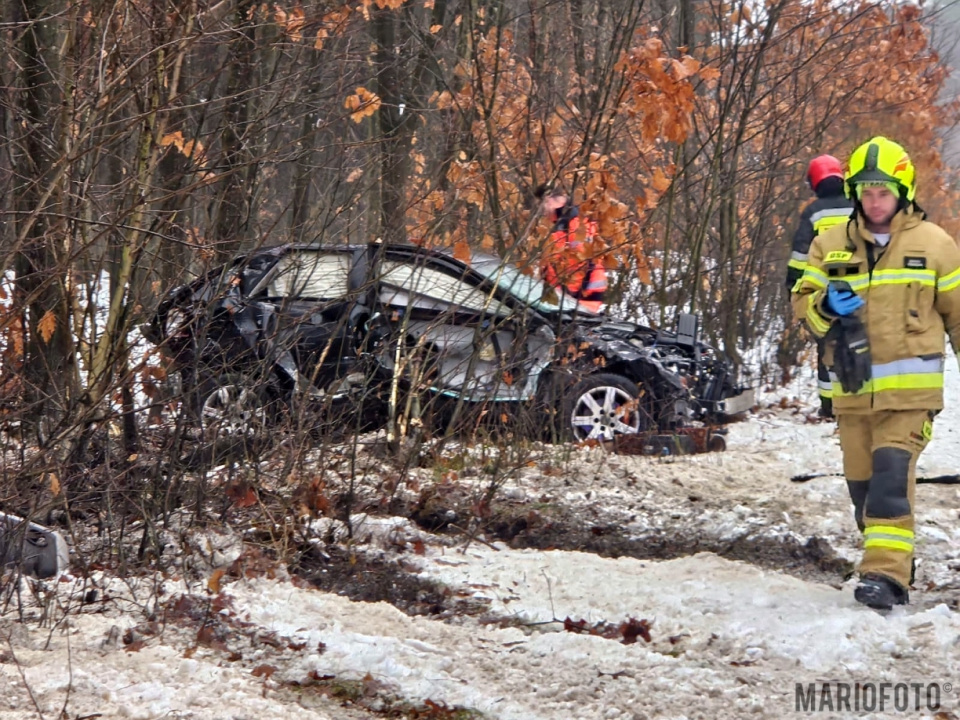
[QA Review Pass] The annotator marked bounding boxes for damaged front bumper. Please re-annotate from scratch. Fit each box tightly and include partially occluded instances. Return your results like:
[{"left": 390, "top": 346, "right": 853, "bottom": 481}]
[{"left": 715, "top": 386, "right": 756, "bottom": 416}]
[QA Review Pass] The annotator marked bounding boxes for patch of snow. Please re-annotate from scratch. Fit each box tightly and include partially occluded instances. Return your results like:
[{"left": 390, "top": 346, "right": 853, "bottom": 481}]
[{"left": 3, "top": 332, "right": 960, "bottom": 720}]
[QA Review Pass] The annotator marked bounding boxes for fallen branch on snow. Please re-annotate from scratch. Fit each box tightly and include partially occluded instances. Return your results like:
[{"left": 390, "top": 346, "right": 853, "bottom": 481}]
[{"left": 790, "top": 472, "right": 960, "bottom": 485}]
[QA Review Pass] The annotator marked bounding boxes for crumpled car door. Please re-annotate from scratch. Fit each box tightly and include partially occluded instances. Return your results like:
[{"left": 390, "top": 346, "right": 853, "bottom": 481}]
[
  {"left": 259, "top": 250, "right": 363, "bottom": 393},
  {"left": 375, "top": 257, "right": 531, "bottom": 401}
]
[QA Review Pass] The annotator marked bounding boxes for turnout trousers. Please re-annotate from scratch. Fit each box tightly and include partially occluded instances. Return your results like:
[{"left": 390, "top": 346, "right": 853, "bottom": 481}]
[{"left": 837, "top": 409, "right": 934, "bottom": 589}]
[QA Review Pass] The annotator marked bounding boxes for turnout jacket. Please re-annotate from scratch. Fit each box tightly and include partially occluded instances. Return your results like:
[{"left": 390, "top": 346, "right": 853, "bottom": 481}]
[
  {"left": 791, "top": 206, "right": 960, "bottom": 413},
  {"left": 786, "top": 194, "right": 855, "bottom": 290}
]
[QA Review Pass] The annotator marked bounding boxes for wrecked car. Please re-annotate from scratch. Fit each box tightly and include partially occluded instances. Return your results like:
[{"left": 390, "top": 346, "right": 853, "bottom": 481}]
[{"left": 143, "top": 244, "right": 754, "bottom": 443}]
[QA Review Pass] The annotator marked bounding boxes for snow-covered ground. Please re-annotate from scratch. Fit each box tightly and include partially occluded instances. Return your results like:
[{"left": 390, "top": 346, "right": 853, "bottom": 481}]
[{"left": 2, "top": 356, "right": 959, "bottom": 720}]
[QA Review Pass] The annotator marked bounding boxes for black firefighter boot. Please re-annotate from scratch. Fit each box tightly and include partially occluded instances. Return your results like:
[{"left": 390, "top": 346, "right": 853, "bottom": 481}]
[
  {"left": 818, "top": 396, "right": 833, "bottom": 419},
  {"left": 854, "top": 574, "right": 909, "bottom": 611}
]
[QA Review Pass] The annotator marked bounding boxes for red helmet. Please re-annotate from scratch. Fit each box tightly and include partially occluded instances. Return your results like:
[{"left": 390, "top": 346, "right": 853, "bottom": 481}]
[{"left": 806, "top": 155, "right": 844, "bottom": 191}]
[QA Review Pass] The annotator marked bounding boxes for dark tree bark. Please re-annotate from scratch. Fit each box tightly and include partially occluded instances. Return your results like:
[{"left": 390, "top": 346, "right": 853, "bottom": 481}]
[
  {"left": 374, "top": 8, "right": 414, "bottom": 245},
  {"left": 210, "top": 0, "right": 258, "bottom": 261},
  {"left": 12, "top": 0, "right": 75, "bottom": 429}
]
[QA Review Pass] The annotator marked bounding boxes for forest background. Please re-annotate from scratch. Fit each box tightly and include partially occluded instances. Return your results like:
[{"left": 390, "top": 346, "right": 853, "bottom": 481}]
[{"left": 1, "top": 0, "right": 959, "bottom": 459}]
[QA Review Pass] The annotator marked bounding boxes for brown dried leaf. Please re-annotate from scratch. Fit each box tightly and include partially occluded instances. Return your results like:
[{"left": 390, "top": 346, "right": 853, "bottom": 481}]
[
  {"left": 208, "top": 569, "right": 225, "bottom": 594},
  {"left": 278, "top": 5, "right": 305, "bottom": 43},
  {"left": 563, "top": 617, "right": 588, "bottom": 634},
  {"left": 159, "top": 130, "right": 185, "bottom": 150},
  {"left": 226, "top": 482, "right": 258, "bottom": 509},
  {"left": 650, "top": 167, "right": 672, "bottom": 193},
  {"left": 169, "top": 594, "right": 207, "bottom": 621},
  {"left": 344, "top": 87, "right": 381, "bottom": 122},
  {"left": 210, "top": 592, "right": 233, "bottom": 613},
  {"left": 699, "top": 65, "right": 721, "bottom": 82},
  {"left": 38, "top": 310, "right": 56, "bottom": 344},
  {"left": 452, "top": 240, "right": 472, "bottom": 264},
  {"left": 619, "top": 617, "right": 652, "bottom": 644},
  {"left": 196, "top": 626, "right": 217, "bottom": 647},
  {"left": 258, "top": 632, "right": 284, "bottom": 649},
  {"left": 251, "top": 664, "right": 277, "bottom": 678},
  {"left": 159, "top": 131, "right": 207, "bottom": 164},
  {"left": 294, "top": 477, "right": 331, "bottom": 516}
]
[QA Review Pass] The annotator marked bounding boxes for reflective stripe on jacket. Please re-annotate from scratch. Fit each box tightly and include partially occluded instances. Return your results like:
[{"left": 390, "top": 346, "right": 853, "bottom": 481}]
[{"left": 790, "top": 206, "right": 960, "bottom": 413}]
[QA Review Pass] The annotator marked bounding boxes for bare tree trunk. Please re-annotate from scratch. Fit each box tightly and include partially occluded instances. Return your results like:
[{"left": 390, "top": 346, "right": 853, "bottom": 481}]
[
  {"left": 12, "top": 0, "right": 75, "bottom": 432},
  {"left": 678, "top": 0, "right": 695, "bottom": 49},
  {"left": 289, "top": 54, "right": 326, "bottom": 243},
  {"left": 211, "top": 0, "right": 257, "bottom": 260},
  {"left": 374, "top": 8, "right": 413, "bottom": 245}
]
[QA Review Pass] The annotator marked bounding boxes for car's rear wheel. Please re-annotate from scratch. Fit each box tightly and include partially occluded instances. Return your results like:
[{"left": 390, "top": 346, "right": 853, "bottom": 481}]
[{"left": 563, "top": 373, "right": 647, "bottom": 442}]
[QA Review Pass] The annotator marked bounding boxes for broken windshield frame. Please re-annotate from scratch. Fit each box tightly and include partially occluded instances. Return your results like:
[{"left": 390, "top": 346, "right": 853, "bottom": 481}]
[{"left": 470, "top": 257, "right": 596, "bottom": 315}]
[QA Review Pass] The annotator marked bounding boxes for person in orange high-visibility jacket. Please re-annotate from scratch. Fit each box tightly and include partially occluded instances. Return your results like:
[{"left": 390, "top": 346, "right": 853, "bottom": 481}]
[
  {"left": 791, "top": 136, "right": 960, "bottom": 611},
  {"left": 540, "top": 189, "right": 608, "bottom": 312}
]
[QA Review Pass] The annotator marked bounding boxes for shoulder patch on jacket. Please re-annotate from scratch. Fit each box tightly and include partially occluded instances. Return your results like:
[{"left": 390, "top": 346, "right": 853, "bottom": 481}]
[{"left": 904, "top": 256, "right": 927, "bottom": 269}]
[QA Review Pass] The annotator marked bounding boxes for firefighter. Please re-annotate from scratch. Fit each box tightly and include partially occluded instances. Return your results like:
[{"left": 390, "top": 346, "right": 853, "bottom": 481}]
[
  {"left": 791, "top": 136, "right": 960, "bottom": 610},
  {"left": 539, "top": 189, "right": 608, "bottom": 312},
  {"left": 787, "top": 155, "right": 855, "bottom": 418}
]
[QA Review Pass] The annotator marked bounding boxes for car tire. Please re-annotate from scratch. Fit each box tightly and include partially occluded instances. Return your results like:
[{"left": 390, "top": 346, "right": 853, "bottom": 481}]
[
  {"left": 192, "top": 372, "right": 276, "bottom": 449},
  {"left": 562, "top": 373, "right": 648, "bottom": 442}
]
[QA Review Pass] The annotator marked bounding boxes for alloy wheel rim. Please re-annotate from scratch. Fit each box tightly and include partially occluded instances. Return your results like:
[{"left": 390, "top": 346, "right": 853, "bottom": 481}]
[
  {"left": 570, "top": 385, "right": 640, "bottom": 441},
  {"left": 201, "top": 384, "right": 265, "bottom": 438}
]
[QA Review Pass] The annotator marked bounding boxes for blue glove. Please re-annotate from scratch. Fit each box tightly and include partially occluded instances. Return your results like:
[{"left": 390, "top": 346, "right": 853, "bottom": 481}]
[{"left": 825, "top": 281, "right": 864, "bottom": 316}]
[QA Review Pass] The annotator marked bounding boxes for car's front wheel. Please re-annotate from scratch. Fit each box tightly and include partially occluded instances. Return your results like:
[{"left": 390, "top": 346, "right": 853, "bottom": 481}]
[
  {"left": 564, "top": 373, "right": 647, "bottom": 442},
  {"left": 193, "top": 373, "right": 274, "bottom": 446}
]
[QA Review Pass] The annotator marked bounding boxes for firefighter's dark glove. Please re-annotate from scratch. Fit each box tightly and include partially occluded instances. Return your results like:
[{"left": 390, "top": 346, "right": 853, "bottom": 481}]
[
  {"left": 824, "top": 281, "right": 864, "bottom": 317},
  {"left": 829, "top": 315, "right": 872, "bottom": 394}
]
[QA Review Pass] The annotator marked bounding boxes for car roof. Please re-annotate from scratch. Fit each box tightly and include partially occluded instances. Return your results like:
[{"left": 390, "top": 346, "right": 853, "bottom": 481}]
[{"left": 262, "top": 242, "right": 509, "bottom": 267}]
